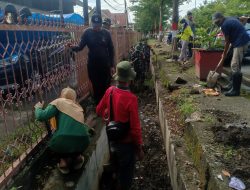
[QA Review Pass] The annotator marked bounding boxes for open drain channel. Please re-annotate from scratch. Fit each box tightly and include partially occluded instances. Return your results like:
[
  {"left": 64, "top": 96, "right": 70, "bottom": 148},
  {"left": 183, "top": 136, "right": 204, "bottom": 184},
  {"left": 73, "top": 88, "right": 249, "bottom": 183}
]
[{"left": 7, "top": 87, "right": 172, "bottom": 190}]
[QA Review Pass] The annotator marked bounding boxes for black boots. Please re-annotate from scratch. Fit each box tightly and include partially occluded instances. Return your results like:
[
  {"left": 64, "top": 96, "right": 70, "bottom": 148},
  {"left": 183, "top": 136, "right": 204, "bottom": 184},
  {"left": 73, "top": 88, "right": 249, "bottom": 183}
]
[
  {"left": 222, "top": 75, "right": 232, "bottom": 91},
  {"left": 224, "top": 72, "right": 242, "bottom": 96},
  {"left": 222, "top": 82, "right": 232, "bottom": 91}
]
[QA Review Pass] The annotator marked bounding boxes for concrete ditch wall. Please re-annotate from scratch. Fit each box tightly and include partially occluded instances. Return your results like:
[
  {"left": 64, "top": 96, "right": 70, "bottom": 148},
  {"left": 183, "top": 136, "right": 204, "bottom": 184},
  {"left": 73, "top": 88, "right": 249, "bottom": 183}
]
[
  {"left": 75, "top": 126, "right": 109, "bottom": 190},
  {"left": 150, "top": 57, "right": 183, "bottom": 190},
  {"left": 157, "top": 87, "right": 186, "bottom": 190},
  {"left": 150, "top": 56, "right": 199, "bottom": 190}
]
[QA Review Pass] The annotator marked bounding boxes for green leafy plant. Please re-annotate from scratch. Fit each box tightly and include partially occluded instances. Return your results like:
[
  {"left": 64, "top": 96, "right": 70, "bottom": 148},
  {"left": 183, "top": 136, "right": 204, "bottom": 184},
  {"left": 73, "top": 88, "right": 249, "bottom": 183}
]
[
  {"left": 179, "top": 97, "right": 197, "bottom": 117},
  {"left": 224, "top": 146, "right": 235, "bottom": 160},
  {"left": 194, "top": 28, "right": 224, "bottom": 50},
  {"left": 170, "top": 88, "right": 197, "bottom": 118}
]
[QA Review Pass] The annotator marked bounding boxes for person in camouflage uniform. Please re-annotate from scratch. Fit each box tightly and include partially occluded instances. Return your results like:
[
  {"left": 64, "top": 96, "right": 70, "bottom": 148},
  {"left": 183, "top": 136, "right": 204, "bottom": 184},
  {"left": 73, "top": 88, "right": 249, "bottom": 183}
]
[
  {"left": 142, "top": 42, "right": 151, "bottom": 73},
  {"left": 131, "top": 43, "right": 146, "bottom": 85}
]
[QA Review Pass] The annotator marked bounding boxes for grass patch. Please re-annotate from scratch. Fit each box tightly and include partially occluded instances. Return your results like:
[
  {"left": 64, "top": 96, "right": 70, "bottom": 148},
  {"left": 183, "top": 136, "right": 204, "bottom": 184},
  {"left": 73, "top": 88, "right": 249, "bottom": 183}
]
[
  {"left": 179, "top": 98, "right": 196, "bottom": 117},
  {"left": 147, "top": 39, "right": 156, "bottom": 46},
  {"left": 157, "top": 54, "right": 167, "bottom": 63},
  {"left": 159, "top": 69, "right": 170, "bottom": 88},
  {"left": 185, "top": 65, "right": 196, "bottom": 76},
  {"left": 204, "top": 114, "right": 216, "bottom": 124},
  {"left": 170, "top": 88, "right": 197, "bottom": 118},
  {"left": 0, "top": 121, "right": 46, "bottom": 176},
  {"left": 223, "top": 146, "right": 236, "bottom": 160},
  {"left": 144, "top": 74, "right": 154, "bottom": 90}
]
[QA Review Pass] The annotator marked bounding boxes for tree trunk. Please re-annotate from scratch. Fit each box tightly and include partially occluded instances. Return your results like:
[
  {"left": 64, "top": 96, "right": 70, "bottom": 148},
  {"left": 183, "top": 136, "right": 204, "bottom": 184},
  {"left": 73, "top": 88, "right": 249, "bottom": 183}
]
[
  {"left": 158, "top": 0, "right": 164, "bottom": 42},
  {"left": 83, "top": 0, "right": 89, "bottom": 25},
  {"left": 171, "top": 0, "right": 179, "bottom": 54}
]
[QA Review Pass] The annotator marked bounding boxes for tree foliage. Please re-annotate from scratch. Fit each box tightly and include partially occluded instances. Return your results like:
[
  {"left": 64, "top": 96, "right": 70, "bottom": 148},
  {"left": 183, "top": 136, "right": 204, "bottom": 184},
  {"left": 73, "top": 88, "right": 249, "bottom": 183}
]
[
  {"left": 192, "top": 0, "right": 250, "bottom": 29},
  {"left": 131, "top": 0, "right": 250, "bottom": 33},
  {"left": 130, "top": 0, "right": 187, "bottom": 33}
]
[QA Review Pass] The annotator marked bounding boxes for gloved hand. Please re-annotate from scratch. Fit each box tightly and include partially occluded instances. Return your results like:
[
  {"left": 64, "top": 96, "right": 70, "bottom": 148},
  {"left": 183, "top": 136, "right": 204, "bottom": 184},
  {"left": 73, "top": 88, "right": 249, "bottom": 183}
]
[{"left": 34, "top": 101, "right": 44, "bottom": 109}]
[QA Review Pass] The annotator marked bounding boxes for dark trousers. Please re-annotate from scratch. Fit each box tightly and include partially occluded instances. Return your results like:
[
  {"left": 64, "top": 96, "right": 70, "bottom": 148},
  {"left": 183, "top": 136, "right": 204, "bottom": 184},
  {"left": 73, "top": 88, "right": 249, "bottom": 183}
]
[
  {"left": 188, "top": 42, "right": 193, "bottom": 58},
  {"left": 87, "top": 62, "right": 111, "bottom": 104},
  {"left": 110, "top": 143, "right": 136, "bottom": 190}
]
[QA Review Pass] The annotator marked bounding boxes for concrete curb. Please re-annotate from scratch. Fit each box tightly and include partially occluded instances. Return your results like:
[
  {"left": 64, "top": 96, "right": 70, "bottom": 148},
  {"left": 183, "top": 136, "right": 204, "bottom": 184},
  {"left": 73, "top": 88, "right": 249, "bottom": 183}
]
[
  {"left": 150, "top": 56, "right": 200, "bottom": 190},
  {"left": 75, "top": 126, "right": 109, "bottom": 190}
]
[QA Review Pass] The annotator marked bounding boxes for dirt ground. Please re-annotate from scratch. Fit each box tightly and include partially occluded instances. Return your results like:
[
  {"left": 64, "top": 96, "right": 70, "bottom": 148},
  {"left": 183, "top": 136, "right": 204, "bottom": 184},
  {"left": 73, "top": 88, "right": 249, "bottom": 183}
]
[
  {"left": 207, "top": 110, "right": 250, "bottom": 188},
  {"left": 150, "top": 39, "right": 250, "bottom": 189},
  {"left": 131, "top": 86, "right": 172, "bottom": 190}
]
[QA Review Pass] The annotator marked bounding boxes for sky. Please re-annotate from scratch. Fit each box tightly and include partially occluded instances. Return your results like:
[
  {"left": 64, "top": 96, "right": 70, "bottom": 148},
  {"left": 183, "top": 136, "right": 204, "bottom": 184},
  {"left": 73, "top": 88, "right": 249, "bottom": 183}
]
[
  {"left": 74, "top": 0, "right": 134, "bottom": 22},
  {"left": 74, "top": 0, "right": 206, "bottom": 22},
  {"left": 179, "top": 0, "right": 205, "bottom": 16}
]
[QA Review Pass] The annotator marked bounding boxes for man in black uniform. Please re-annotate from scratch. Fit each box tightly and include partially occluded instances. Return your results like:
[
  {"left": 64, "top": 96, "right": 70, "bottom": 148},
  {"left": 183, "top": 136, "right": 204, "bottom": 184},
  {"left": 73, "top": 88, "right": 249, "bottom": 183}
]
[{"left": 69, "top": 14, "right": 115, "bottom": 104}]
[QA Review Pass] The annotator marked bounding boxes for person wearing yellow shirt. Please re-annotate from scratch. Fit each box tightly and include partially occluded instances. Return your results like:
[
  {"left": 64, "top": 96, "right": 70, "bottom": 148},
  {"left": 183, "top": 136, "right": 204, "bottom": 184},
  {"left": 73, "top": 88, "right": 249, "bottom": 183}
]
[{"left": 178, "top": 18, "right": 194, "bottom": 63}]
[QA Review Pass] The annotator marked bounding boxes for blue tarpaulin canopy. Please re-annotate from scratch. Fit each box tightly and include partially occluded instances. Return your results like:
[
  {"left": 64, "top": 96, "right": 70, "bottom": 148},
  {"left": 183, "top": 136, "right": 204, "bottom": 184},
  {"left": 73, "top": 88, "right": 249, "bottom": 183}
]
[
  {"left": 0, "top": 11, "right": 84, "bottom": 58},
  {"left": 31, "top": 13, "right": 84, "bottom": 25}
]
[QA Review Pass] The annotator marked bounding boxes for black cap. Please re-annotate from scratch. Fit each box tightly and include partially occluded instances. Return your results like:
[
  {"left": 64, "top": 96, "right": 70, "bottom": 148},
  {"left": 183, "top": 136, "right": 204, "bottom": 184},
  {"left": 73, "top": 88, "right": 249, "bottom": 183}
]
[
  {"left": 4, "top": 4, "right": 17, "bottom": 15},
  {"left": 180, "top": 18, "right": 187, "bottom": 24},
  {"left": 212, "top": 12, "right": 224, "bottom": 22},
  {"left": 19, "top": 7, "right": 32, "bottom": 19},
  {"left": 91, "top": 14, "right": 102, "bottom": 24},
  {"left": 187, "top": 11, "right": 192, "bottom": 16}
]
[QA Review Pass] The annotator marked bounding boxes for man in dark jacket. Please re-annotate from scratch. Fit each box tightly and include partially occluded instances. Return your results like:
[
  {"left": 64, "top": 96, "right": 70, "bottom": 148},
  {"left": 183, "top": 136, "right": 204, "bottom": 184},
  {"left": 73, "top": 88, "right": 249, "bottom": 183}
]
[
  {"left": 213, "top": 12, "right": 250, "bottom": 96},
  {"left": 69, "top": 14, "right": 115, "bottom": 104}
]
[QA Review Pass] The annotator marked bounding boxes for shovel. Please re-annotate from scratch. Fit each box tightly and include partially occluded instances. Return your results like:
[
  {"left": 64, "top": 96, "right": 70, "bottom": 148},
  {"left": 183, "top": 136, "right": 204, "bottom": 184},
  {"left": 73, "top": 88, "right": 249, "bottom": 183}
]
[{"left": 206, "top": 58, "right": 223, "bottom": 88}]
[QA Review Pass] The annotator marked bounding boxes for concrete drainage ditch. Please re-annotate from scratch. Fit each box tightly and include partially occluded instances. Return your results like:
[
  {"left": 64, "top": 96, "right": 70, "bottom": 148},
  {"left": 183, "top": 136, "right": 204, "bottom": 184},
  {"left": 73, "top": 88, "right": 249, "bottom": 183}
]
[
  {"left": 8, "top": 46, "right": 250, "bottom": 190},
  {"left": 6, "top": 53, "right": 193, "bottom": 190}
]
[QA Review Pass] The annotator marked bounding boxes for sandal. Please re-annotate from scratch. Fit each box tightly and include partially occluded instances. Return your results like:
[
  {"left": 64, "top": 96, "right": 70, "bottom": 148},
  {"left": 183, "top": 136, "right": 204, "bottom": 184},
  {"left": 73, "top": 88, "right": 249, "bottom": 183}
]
[
  {"left": 73, "top": 156, "right": 85, "bottom": 170},
  {"left": 57, "top": 163, "right": 70, "bottom": 174}
]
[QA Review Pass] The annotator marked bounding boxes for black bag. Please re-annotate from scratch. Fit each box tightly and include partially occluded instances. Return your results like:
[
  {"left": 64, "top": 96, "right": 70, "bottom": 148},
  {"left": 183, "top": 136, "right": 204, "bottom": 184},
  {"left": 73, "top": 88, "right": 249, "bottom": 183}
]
[
  {"left": 106, "top": 121, "right": 130, "bottom": 141},
  {"left": 106, "top": 87, "right": 130, "bottom": 141}
]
